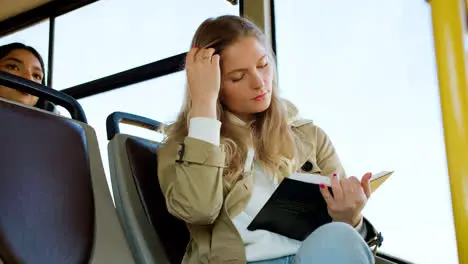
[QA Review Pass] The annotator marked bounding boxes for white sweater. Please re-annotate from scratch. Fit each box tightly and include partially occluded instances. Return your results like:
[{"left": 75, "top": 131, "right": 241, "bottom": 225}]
[
  {"left": 187, "top": 117, "right": 366, "bottom": 262},
  {"left": 231, "top": 160, "right": 302, "bottom": 261}
]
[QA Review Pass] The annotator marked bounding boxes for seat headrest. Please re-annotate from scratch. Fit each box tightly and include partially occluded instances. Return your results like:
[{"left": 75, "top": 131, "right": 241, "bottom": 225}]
[{"left": 0, "top": 71, "right": 87, "bottom": 123}]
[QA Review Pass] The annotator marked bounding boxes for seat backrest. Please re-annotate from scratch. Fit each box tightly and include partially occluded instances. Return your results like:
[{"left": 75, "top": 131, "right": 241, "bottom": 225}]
[
  {"left": 0, "top": 99, "right": 135, "bottom": 264},
  {"left": 107, "top": 112, "right": 190, "bottom": 264}
]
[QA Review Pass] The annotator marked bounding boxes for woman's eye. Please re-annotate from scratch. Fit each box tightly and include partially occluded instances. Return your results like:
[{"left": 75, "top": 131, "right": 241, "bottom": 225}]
[
  {"left": 5, "top": 64, "right": 19, "bottom": 71},
  {"left": 33, "top": 73, "right": 43, "bottom": 81},
  {"left": 232, "top": 74, "right": 245, "bottom": 82}
]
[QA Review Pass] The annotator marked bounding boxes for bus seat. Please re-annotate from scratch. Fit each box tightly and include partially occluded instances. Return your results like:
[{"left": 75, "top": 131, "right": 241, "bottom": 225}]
[
  {"left": 0, "top": 98, "right": 135, "bottom": 264},
  {"left": 106, "top": 112, "right": 189, "bottom": 264}
]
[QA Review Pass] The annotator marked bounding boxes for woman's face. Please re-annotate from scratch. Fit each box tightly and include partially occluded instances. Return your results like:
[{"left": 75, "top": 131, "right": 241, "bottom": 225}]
[
  {"left": 0, "top": 49, "right": 44, "bottom": 106},
  {"left": 220, "top": 36, "right": 273, "bottom": 121}
]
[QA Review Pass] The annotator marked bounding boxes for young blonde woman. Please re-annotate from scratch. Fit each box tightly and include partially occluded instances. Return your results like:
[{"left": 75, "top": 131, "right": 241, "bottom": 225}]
[{"left": 158, "top": 15, "right": 381, "bottom": 264}]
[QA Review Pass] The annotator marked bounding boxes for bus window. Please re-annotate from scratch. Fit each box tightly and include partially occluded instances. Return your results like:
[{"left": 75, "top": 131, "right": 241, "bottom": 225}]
[
  {"left": 274, "top": 1, "right": 458, "bottom": 264},
  {"left": 53, "top": 0, "right": 238, "bottom": 89}
]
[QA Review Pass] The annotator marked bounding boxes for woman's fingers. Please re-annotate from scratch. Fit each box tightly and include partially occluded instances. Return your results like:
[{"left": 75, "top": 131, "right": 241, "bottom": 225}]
[
  {"left": 330, "top": 172, "right": 343, "bottom": 202},
  {"left": 343, "top": 176, "right": 360, "bottom": 193},
  {"left": 204, "top": 48, "right": 216, "bottom": 63},
  {"left": 211, "top": 54, "right": 220, "bottom": 68},
  {"left": 323, "top": 173, "right": 370, "bottom": 225},
  {"left": 319, "top": 184, "right": 335, "bottom": 206},
  {"left": 195, "top": 48, "right": 216, "bottom": 63},
  {"left": 361, "top": 172, "right": 372, "bottom": 198},
  {"left": 186, "top": 47, "right": 198, "bottom": 66},
  {"left": 186, "top": 46, "right": 221, "bottom": 108},
  {"left": 187, "top": 47, "right": 218, "bottom": 68}
]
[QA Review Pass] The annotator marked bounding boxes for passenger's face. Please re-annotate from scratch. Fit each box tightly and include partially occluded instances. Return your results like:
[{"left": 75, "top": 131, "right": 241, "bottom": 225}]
[
  {"left": 0, "top": 49, "right": 44, "bottom": 106},
  {"left": 220, "top": 36, "right": 273, "bottom": 122}
]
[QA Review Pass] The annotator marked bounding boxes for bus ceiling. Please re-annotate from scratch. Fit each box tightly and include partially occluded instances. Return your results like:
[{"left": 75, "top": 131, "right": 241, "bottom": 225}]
[
  {"left": 0, "top": 0, "right": 53, "bottom": 21},
  {"left": 0, "top": 0, "right": 98, "bottom": 37}
]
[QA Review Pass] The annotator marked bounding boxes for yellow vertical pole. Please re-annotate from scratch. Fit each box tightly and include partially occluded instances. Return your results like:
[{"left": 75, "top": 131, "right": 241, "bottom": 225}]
[{"left": 428, "top": 0, "right": 468, "bottom": 263}]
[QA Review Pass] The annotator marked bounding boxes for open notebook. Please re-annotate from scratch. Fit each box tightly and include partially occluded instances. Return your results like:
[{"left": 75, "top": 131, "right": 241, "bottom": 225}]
[
  {"left": 289, "top": 171, "right": 394, "bottom": 193},
  {"left": 247, "top": 171, "right": 394, "bottom": 241}
]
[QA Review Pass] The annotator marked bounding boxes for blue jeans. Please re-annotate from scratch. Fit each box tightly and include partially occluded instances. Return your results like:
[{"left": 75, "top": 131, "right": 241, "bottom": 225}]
[{"left": 248, "top": 222, "right": 375, "bottom": 264}]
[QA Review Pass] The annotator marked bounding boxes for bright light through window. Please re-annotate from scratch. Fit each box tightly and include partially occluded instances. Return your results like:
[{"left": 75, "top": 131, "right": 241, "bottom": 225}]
[
  {"left": 54, "top": 0, "right": 239, "bottom": 89},
  {"left": 274, "top": 1, "right": 458, "bottom": 263}
]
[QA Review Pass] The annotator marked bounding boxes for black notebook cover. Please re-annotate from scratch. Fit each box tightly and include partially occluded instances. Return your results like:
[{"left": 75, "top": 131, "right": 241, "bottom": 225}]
[{"left": 247, "top": 178, "right": 332, "bottom": 241}]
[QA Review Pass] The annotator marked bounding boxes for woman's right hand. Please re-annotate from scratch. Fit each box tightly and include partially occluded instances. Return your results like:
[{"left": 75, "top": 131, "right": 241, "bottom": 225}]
[{"left": 186, "top": 47, "right": 221, "bottom": 118}]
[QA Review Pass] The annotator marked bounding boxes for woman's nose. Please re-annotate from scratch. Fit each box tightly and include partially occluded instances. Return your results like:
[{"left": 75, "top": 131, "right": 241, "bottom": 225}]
[
  {"left": 251, "top": 71, "right": 264, "bottom": 89},
  {"left": 21, "top": 71, "right": 34, "bottom": 81}
]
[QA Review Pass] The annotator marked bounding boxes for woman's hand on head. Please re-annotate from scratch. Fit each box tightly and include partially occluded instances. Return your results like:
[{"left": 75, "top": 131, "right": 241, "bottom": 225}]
[
  {"left": 319, "top": 172, "right": 372, "bottom": 227},
  {"left": 186, "top": 47, "right": 221, "bottom": 118}
]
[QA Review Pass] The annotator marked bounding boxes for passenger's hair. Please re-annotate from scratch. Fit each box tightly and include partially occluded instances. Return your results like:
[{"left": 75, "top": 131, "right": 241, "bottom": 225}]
[
  {"left": 0, "top": 42, "right": 46, "bottom": 85},
  {"left": 164, "top": 15, "right": 299, "bottom": 188}
]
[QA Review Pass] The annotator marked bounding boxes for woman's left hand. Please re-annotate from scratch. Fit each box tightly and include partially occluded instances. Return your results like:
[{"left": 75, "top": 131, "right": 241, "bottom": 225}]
[{"left": 319, "top": 172, "right": 372, "bottom": 227}]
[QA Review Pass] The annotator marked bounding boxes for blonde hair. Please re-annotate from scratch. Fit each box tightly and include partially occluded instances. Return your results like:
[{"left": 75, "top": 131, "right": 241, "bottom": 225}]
[{"left": 164, "top": 15, "right": 298, "bottom": 188}]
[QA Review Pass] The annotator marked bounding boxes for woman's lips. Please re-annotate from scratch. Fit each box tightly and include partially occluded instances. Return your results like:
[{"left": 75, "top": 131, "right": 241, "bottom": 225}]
[{"left": 253, "top": 92, "right": 267, "bottom": 101}]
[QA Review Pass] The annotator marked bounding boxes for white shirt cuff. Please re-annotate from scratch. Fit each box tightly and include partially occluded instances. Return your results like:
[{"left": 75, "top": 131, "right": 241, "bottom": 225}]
[
  {"left": 188, "top": 117, "right": 221, "bottom": 146},
  {"left": 354, "top": 216, "right": 367, "bottom": 238}
]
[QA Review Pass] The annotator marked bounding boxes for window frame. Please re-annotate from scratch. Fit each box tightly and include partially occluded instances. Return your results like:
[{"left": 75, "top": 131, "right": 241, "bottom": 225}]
[{"left": 1, "top": 0, "right": 243, "bottom": 97}]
